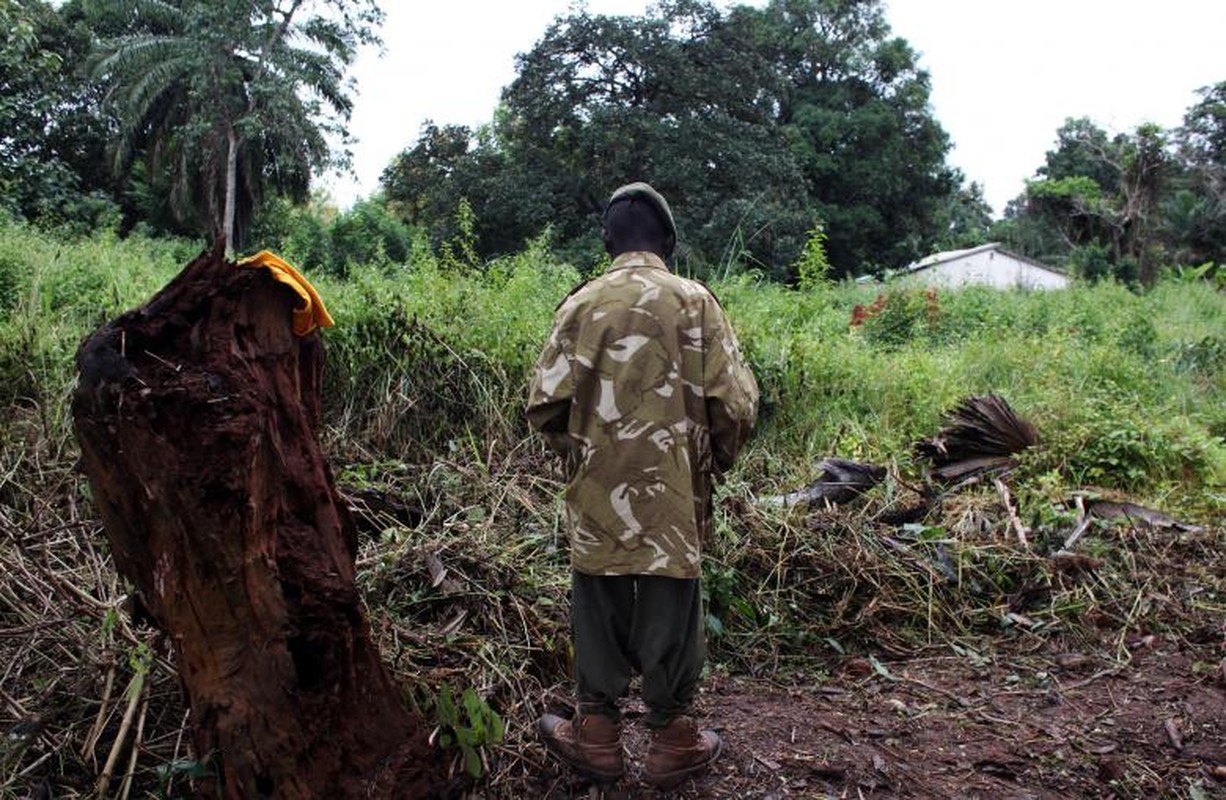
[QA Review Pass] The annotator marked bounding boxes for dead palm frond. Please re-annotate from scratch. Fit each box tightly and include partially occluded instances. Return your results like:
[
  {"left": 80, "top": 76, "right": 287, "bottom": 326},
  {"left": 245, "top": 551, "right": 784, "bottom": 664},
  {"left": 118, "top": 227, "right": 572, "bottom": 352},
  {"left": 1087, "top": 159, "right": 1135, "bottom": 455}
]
[{"left": 916, "top": 394, "right": 1039, "bottom": 482}]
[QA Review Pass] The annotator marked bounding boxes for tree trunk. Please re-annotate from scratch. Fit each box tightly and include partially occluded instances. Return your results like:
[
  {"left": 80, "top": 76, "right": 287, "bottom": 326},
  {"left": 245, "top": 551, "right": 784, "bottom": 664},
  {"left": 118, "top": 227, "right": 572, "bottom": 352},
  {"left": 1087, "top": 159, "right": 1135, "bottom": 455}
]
[
  {"left": 71, "top": 244, "right": 446, "bottom": 799},
  {"left": 224, "top": 123, "right": 238, "bottom": 255}
]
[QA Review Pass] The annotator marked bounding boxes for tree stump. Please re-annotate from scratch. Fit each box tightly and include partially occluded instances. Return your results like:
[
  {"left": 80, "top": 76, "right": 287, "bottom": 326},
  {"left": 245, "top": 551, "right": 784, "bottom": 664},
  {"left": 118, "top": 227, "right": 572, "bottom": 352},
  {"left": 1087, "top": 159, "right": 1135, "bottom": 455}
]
[{"left": 71, "top": 244, "right": 445, "bottom": 798}]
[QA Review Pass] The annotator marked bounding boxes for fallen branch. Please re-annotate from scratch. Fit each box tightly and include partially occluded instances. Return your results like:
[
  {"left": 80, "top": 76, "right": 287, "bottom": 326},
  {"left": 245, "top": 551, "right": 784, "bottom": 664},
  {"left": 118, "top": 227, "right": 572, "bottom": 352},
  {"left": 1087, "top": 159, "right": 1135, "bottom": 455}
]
[
  {"left": 117, "top": 691, "right": 150, "bottom": 800},
  {"left": 81, "top": 661, "right": 116, "bottom": 766},
  {"left": 759, "top": 458, "right": 886, "bottom": 508},
  {"left": 1061, "top": 516, "right": 1094, "bottom": 553}
]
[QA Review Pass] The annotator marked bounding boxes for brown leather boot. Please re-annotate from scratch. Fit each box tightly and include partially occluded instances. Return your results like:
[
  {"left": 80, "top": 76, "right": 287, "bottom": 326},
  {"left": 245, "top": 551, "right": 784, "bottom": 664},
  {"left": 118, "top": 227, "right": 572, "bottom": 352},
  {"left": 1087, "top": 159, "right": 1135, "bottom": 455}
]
[
  {"left": 644, "top": 715, "right": 723, "bottom": 789},
  {"left": 538, "top": 712, "right": 625, "bottom": 782}
]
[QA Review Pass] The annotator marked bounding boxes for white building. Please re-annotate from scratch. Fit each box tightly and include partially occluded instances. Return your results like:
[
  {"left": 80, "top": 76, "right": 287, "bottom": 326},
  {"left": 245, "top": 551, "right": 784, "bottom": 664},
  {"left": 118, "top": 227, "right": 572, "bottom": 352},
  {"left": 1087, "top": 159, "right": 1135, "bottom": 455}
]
[{"left": 895, "top": 243, "right": 1070, "bottom": 290}]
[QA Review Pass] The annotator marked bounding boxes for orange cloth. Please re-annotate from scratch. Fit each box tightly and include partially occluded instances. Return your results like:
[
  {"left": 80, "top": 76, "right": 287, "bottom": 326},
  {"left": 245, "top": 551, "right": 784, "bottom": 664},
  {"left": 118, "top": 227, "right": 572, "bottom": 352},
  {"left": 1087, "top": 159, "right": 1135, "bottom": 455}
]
[{"left": 238, "top": 251, "right": 334, "bottom": 336}]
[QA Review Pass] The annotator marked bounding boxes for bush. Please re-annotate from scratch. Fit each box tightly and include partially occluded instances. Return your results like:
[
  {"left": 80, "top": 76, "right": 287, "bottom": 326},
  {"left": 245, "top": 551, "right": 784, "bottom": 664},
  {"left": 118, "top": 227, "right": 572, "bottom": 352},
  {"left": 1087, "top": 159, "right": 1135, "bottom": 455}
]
[
  {"left": 1038, "top": 398, "right": 1226, "bottom": 491},
  {"left": 851, "top": 287, "right": 939, "bottom": 348},
  {"left": 316, "top": 231, "right": 579, "bottom": 458},
  {"left": 329, "top": 198, "right": 415, "bottom": 272},
  {"left": 249, "top": 196, "right": 418, "bottom": 277}
]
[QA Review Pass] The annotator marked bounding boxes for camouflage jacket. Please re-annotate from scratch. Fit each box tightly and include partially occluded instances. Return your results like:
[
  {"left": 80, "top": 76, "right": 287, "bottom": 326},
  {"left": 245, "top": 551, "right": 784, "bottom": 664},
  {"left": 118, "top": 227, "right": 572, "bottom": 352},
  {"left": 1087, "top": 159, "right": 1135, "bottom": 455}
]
[{"left": 526, "top": 251, "right": 759, "bottom": 578}]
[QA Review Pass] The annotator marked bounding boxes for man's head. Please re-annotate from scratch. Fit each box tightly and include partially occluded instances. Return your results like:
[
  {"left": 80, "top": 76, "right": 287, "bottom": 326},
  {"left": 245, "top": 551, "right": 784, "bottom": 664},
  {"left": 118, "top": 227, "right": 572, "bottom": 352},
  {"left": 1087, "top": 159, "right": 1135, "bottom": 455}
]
[{"left": 602, "top": 182, "right": 677, "bottom": 259}]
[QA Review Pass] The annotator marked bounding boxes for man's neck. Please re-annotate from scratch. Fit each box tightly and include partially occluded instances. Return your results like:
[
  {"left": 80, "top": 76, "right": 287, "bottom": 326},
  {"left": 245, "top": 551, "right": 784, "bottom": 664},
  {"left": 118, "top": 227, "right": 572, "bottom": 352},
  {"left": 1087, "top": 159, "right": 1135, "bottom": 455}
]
[{"left": 609, "top": 251, "right": 668, "bottom": 272}]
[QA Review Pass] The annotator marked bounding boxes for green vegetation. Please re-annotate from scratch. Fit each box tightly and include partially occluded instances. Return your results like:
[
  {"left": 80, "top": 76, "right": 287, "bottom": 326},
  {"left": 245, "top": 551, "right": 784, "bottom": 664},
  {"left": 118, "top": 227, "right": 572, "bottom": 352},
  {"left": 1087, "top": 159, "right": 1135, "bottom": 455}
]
[
  {"left": 0, "top": 218, "right": 1222, "bottom": 794},
  {"left": 88, "top": 0, "right": 382, "bottom": 253},
  {"left": 432, "top": 684, "right": 506, "bottom": 779},
  {"left": 4, "top": 0, "right": 1224, "bottom": 286},
  {"left": 2, "top": 219, "right": 1221, "bottom": 500},
  {"left": 2, "top": 0, "right": 382, "bottom": 251},
  {"left": 384, "top": 0, "right": 957, "bottom": 278},
  {"left": 0, "top": 220, "right": 197, "bottom": 412},
  {"left": 1000, "top": 102, "right": 1226, "bottom": 283}
]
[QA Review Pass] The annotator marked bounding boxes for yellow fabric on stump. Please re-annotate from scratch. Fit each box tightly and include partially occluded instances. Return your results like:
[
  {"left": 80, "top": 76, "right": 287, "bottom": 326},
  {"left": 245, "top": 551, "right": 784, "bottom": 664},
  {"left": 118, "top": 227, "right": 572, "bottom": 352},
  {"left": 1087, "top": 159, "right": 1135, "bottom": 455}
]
[{"left": 238, "top": 250, "right": 334, "bottom": 336}]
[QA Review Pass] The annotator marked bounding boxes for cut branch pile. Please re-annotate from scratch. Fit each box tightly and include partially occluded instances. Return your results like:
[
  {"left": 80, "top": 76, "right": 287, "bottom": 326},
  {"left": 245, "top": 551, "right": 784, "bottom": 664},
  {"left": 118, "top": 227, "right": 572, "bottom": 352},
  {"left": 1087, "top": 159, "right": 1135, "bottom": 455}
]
[
  {"left": 3, "top": 417, "right": 1223, "bottom": 797},
  {"left": 0, "top": 446, "right": 185, "bottom": 799}
]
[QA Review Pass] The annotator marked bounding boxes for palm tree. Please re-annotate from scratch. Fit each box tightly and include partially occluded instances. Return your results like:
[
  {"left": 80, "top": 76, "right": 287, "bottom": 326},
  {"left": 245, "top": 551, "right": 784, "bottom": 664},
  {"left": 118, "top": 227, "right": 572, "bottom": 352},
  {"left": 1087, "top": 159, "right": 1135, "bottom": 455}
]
[{"left": 90, "top": 0, "right": 381, "bottom": 253}]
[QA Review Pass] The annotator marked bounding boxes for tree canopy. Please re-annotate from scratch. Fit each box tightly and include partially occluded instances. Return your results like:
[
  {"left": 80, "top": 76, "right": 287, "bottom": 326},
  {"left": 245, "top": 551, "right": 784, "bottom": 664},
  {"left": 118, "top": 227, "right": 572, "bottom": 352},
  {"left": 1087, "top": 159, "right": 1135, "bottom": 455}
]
[
  {"left": 383, "top": 0, "right": 957, "bottom": 279},
  {"left": 997, "top": 92, "right": 1226, "bottom": 285},
  {"left": 2, "top": 0, "right": 1223, "bottom": 286},
  {"left": 1170, "top": 81, "right": 1226, "bottom": 267},
  {"left": 0, "top": 0, "right": 384, "bottom": 247},
  {"left": 89, "top": 0, "right": 382, "bottom": 253},
  {"left": 0, "top": 0, "right": 120, "bottom": 231}
]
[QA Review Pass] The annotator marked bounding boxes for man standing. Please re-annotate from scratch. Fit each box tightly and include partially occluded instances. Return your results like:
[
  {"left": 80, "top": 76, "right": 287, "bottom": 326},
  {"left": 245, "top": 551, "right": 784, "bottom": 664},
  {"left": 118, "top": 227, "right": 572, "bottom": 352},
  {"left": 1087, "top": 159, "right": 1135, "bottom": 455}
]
[{"left": 526, "top": 183, "right": 759, "bottom": 789}]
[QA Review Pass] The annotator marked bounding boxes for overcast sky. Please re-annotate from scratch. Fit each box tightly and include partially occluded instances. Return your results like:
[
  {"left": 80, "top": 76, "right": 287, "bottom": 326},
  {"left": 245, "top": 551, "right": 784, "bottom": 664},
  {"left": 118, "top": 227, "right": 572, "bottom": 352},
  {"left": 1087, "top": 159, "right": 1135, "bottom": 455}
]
[{"left": 323, "top": 0, "right": 1226, "bottom": 217}]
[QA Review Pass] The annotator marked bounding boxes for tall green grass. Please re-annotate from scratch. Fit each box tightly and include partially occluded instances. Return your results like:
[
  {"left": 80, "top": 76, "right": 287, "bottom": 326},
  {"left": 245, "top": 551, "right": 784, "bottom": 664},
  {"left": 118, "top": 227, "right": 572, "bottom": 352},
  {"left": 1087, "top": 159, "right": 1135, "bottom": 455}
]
[
  {"left": 314, "top": 232, "right": 579, "bottom": 458},
  {"left": 0, "top": 223, "right": 191, "bottom": 425},
  {"left": 720, "top": 277, "right": 1224, "bottom": 509},
  {"left": 0, "top": 219, "right": 1222, "bottom": 511}
]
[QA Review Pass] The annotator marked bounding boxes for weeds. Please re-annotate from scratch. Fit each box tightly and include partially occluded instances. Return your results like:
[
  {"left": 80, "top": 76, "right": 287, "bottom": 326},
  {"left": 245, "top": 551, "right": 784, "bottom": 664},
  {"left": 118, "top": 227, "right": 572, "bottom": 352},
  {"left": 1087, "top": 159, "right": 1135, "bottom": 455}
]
[
  {"left": 0, "top": 219, "right": 1223, "bottom": 794},
  {"left": 432, "top": 683, "right": 506, "bottom": 779}
]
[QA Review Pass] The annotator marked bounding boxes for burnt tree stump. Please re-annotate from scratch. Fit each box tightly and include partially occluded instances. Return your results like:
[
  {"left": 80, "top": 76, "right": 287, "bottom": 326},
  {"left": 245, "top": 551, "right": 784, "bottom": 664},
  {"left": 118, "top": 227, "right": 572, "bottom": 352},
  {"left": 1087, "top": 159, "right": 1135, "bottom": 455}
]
[{"left": 71, "top": 245, "right": 445, "bottom": 798}]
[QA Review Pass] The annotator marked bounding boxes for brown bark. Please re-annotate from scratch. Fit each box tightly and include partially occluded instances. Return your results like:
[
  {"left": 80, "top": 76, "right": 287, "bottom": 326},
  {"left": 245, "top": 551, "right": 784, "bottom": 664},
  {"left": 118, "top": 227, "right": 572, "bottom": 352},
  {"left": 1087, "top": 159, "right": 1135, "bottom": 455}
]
[{"left": 71, "top": 244, "right": 445, "bottom": 798}]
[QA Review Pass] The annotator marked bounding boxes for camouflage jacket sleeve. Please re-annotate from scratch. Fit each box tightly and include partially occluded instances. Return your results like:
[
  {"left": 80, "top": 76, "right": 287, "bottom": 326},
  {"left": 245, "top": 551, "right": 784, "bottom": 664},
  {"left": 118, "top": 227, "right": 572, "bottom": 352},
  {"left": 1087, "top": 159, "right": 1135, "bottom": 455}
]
[
  {"left": 525, "top": 302, "right": 576, "bottom": 459},
  {"left": 703, "top": 299, "right": 759, "bottom": 474}
]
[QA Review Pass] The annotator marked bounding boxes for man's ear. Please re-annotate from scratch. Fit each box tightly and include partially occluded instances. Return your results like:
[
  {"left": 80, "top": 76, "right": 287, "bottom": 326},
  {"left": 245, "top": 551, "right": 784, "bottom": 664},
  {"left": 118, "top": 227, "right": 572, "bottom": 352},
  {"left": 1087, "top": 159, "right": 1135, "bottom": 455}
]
[
  {"left": 663, "top": 233, "right": 676, "bottom": 259},
  {"left": 602, "top": 226, "right": 615, "bottom": 255}
]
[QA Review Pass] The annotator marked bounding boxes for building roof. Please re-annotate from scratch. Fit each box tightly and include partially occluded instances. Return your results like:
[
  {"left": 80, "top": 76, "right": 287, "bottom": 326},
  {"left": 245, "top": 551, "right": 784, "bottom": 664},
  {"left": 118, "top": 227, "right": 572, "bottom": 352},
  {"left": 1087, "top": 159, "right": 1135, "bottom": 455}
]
[{"left": 902, "top": 242, "right": 1067, "bottom": 277}]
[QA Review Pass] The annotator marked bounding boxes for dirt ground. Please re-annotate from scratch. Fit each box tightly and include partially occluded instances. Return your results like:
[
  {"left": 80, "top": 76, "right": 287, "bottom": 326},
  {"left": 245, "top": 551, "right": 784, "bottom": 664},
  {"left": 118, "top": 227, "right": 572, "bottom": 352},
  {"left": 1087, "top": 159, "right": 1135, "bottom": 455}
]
[{"left": 524, "top": 638, "right": 1226, "bottom": 799}]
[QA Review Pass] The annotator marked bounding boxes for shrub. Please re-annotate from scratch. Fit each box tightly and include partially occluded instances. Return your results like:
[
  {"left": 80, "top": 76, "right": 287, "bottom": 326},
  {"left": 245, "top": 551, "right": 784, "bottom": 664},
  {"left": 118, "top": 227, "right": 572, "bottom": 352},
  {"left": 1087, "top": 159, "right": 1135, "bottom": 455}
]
[
  {"left": 249, "top": 196, "right": 418, "bottom": 277},
  {"left": 850, "top": 287, "right": 939, "bottom": 348},
  {"left": 329, "top": 198, "right": 415, "bottom": 271},
  {"left": 1069, "top": 242, "right": 1112, "bottom": 282},
  {"left": 795, "top": 224, "right": 831, "bottom": 290},
  {"left": 1039, "top": 399, "right": 1226, "bottom": 491}
]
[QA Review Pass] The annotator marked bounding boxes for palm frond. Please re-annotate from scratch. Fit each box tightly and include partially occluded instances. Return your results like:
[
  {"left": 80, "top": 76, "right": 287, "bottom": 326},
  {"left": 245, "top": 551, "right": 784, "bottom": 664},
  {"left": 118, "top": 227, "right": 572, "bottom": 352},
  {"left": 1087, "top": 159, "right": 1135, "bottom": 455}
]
[
  {"left": 915, "top": 394, "right": 1039, "bottom": 482},
  {"left": 90, "top": 0, "right": 372, "bottom": 242}
]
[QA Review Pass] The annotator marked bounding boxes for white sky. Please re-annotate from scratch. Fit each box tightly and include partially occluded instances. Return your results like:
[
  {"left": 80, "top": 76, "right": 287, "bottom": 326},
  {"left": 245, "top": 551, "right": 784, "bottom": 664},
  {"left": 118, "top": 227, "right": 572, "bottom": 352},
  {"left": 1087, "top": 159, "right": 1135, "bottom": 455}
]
[{"left": 324, "top": 0, "right": 1226, "bottom": 217}]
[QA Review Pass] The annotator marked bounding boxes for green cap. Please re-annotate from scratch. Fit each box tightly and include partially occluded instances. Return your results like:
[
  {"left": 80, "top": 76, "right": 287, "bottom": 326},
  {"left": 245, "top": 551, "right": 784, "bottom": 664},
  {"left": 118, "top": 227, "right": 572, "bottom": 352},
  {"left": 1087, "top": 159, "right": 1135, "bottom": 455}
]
[{"left": 606, "top": 182, "right": 678, "bottom": 246}]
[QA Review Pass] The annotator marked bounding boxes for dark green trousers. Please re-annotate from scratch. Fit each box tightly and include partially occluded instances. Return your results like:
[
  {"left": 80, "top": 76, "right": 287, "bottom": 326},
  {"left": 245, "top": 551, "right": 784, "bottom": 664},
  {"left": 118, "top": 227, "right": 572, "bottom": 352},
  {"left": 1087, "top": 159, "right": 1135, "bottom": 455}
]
[{"left": 571, "top": 571, "right": 705, "bottom": 728}]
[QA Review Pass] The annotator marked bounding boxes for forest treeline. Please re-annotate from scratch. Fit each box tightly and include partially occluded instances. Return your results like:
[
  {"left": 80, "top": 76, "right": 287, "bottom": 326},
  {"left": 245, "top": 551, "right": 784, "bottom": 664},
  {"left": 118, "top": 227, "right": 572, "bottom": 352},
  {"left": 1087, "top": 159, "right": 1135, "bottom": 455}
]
[{"left": 2, "top": 0, "right": 1224, "bottom": 281}]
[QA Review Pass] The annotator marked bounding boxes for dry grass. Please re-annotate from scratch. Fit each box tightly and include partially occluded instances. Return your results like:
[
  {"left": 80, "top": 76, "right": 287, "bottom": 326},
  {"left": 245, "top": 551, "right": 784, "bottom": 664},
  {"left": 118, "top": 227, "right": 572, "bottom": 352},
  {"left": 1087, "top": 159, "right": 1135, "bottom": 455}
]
[{"left": 0, "top": 407, "right": 186, "bottom": 798}]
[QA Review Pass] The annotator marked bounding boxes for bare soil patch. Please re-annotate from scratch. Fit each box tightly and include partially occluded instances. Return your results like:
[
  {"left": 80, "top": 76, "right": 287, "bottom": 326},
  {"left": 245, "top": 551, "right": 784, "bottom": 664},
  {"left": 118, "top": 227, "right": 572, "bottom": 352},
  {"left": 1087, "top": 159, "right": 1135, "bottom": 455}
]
[{"left": 526, "top": 639, "right": 1226, "bottom": 799}]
